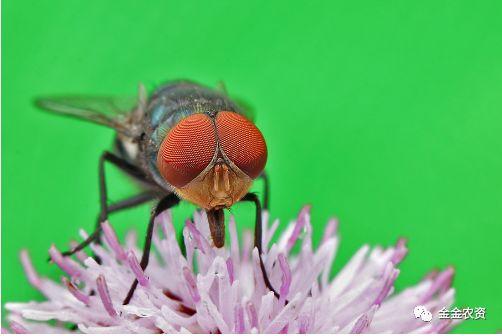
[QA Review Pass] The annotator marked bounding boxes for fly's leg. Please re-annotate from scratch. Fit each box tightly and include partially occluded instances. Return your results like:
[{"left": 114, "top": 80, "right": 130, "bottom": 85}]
[
  {"left": 97, "top": 151, "right": 150, "bottom": 222},
  {"left": 240, "top": 193, "right": 281, "bottom": 299},
  {"left": 259, "top": 171, "right": 270, "bottom": 210},
  {"left": 59, "top": 151, "right": 151, "bottom": 258},
  {"left": 123, "top": 193, "right": 180, "bottom": 305},
  {"left": 59, "top": 191, "right": 156, "bottom": 257}
]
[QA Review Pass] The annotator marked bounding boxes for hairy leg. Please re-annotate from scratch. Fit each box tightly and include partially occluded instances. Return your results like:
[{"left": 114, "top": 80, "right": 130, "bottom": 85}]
[
  {"left": 60, "top": 191, "right": 156, "bottom": 257},
  {"left": 123, "top": 193, "right": 180, "bottom": 305},
  {"left": 240, "top": 193, "right": 280, "bottom": 299},
  {"left": 57, "top": 151, "right": 152, "bottom": 257},
  {"left": 259, "top": 171, "right": 270, "bottom": 210}
]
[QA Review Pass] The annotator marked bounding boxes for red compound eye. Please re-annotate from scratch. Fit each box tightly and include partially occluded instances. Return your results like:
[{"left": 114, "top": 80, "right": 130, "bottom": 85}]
[
  {"left": 157, "top": 113, "right": 217, "bottom": 187},
  {"left": 216, "top": 111, "right": 267, "bottom": 178}
]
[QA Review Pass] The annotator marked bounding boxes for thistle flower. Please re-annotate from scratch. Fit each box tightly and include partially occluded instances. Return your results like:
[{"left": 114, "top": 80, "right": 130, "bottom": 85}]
[{"left": 4, "top": 207, "right": 457, "bottom": 333}]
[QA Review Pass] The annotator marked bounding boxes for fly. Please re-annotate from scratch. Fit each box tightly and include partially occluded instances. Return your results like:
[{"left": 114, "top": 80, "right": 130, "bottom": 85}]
[{"left": 36, "top": 80, "right": 275, "bottom": 304}]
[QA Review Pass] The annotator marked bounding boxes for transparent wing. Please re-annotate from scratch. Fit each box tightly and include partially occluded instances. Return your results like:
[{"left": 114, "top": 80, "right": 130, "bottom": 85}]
[
  {"left": 215, "top": 82, "right": 256, "bottom": 122},
  {"left": 232, "top": 96, "right": 256, "bottom": 122},
  {"left": 35, "top": 95, "right": 139, "bottom": 135}
]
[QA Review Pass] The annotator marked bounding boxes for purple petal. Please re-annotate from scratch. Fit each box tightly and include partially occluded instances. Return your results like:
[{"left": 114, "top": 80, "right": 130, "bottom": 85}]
[
  {"left": 251, "top": 248, "right": 267, "bottom": 295},
  {"left": 183, "top": 267, "right": 200, "bottom": 303},
  {"left": 9, "top": 321, "right": 27, "bottom": 334},
  {"left": 125, "top": 230, "right": 138, "bottom": 249},
  {"left": 96, "top": 275, "right": 117, "bottom": 317},
  {"left": 246, "top": 301, "right": 258, "bottom": 329},
  {"left": 420, "top": 267, "right": 455, "bottom": 303},
  {"left": 265, "top": 218, "right": 280, "bottom": 249},
  {"left": 390, "top": 238, "right": 408, "bottom": 264},
  {"left": 226, "top": 257, "right": 235, "bottom": 284},
  {"left": 101, "top": 221, "right": 126, "bottom": 261},
  {"left": 234, "top": 304, "right": 244, "bottom": 333},
  {"left": 185, "top": 219, "right": 209, "bottom": 254},
  {"left": 69, "top": 241, "right": 89, "bottom": 262},
  {"left": 62, "top": 277, "right": 90, "bottom": 305},
  {"left": 263, "top": 295, "right": 303, "bottom": 333},
  {"left": 350, "top": 308, "right": 374, "bottom": 333},
  {"left": 242, "top": 231, "right": 252, "bottom": 262},
  {"left": 48, "top": 245, "right": 81, "bottom": 278},
  {"left": 286, "top": 205, "right": 311, "bottom": 252},
  {"left": 20, "top": 250, "right": 42, "bottom": 290},
  {"left": 127, "top": 251, "right": 149, "bottom": 287},
  {"left": 374, "top": 269, "right": 399, "bottom": 305},
  {"left": 278, "top": 253, "right": 292, "bottom": 304},
  {"left": 228, "top": 216, "right": 240, "bottom": 263},
  {"left": 298, "top": 314, "right": 310, "bottom": 333},
  {"left": 158, "top": 210, "right": 173, "bottom": 239},
  {"left": 322, "top": 218, "right": 338, "bottom": 243}
]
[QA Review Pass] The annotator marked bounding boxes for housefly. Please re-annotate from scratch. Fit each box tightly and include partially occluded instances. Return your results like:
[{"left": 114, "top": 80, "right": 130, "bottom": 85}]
[{"left": 36, "top": 80, "right": 274, "bottom": 304}]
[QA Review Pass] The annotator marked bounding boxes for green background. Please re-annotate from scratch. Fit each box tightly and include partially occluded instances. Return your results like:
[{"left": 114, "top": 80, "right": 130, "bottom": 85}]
[{"left": 3, "top": 1, "right": 502, "bottom": 333}]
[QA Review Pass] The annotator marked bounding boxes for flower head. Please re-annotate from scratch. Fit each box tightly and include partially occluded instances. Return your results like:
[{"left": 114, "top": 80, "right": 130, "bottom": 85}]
[{"left": 5, "top": 207, "right": 457, "bottom": 333}]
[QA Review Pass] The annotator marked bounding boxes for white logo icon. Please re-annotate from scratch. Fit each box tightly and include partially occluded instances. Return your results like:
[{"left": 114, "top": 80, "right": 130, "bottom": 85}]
[{"left": 414, "top": 305, "right": 433, "bottom": 322}]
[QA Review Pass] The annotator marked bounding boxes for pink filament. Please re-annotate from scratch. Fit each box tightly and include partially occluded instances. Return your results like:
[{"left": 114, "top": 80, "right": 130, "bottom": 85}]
[
  {"left": 420, "top": 267, "right": 454, "bottom": 303},
  {"left": 226, "top": 257, "right": 235, "bottom": 284},
  {"left": 185, "top": 219, "right": 209, "bottom": 254},
  {"left": 9, "top": 321, "right": 28, "bottom": 334},
  {"left": 246, "top": 301, "right": 258, "bottom": 329},
  {"left": 350, "top": 312, "right": 370, "bottom": 333},
  {"left": 391, "top": 238, "right": 408, "bottom": 264},
  {"left": 298, "top": 315, "right": 310, "bottom": 333},
  {"left": 96, "top": 275, "right": 117, "bottom": 317},
  {"left": 127, "top": 251, "right": 149, "bottom": 287},
  {"left": 234, "top": 304, "right": 244, "bottom": 333},
  {"left": 20, "top": 250, "right": 42, "bottom": 290},
  {"left": 286, "top": 205, "right": 311, "bottom": 252},
  {"left": 183, "top": 267, "right": 200, "bottom": 303},
  {"left": 278, "top": 253, "right": 291, "bottom": 304},
  {"left": 374, "top": 269, "right": 399, "bottom": 305},
  {"left": 69, "top": 241, "right": 89, "bottom": 262},
  {"left": 49, "top": 245, "right": 81, "bottom": 278},
  {"left": 322, "top": 218, "right": 338, "bottom": 243},
  {"left": 63, "top": 277, "right": 90, "bottom": 305},
  {"left": 101, "top": 221, "right": 127, "bottom": 261}
]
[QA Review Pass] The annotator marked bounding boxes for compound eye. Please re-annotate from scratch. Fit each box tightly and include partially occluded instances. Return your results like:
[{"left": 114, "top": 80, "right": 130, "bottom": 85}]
[
  {"left": 157, "top": 113, "right": 216, "bottom": 187},
  {"left": 216, "top": 111, "right": 267, "bottom": 178}
]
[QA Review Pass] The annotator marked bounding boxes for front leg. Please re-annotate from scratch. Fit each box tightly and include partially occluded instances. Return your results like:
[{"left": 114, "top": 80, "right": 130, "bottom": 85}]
[
  {"left": 240, "top": 193, "right": 280, "bottom": 299},
  {"left": 259, "top": 171, "right": 270, "bottom": 210},
  {"left": 123, "top": 193, "right": 180, "bottom": 305},
  {"left": 58, "top": 151, "right": 150, "bottom": 258},
  {"left": 60, "top": 191, "right": 156, "bottom": 258},
  {"left": 97, "top": 151, "right": 150, "bottom": 222}
]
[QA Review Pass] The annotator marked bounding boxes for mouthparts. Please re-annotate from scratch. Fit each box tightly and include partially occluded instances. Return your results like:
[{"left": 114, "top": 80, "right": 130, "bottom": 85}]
[{"left": 206, "top": 208, "right": 225, "bottom": 248}]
